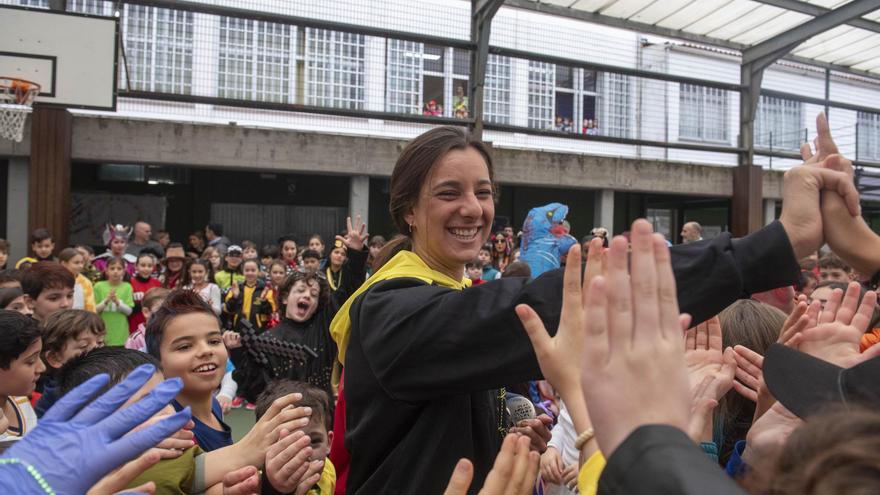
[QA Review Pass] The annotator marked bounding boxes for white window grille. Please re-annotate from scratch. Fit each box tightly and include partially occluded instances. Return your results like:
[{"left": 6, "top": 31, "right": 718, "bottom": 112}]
[
  {"left": 484, "top": 54, "right": 511, "bottom": 125},
  {"left": 602, "top": 73, "right": 632, "bottom": 139},
  {"left": 1, "top": 0, "right": 48, "bottom": 7},
  {"left": 755, "top": 96, "right": 803, "bottom": 150},
  {"left": 386, "top": 39, "right": 422, "bottom": 114},
  {"left": 305, "top": 28, "right": 365, "bottom": 109},
  {"left": 66, "top": 0, "right": 111, "bottom": 14},
  {"left": 218, "top": 18, "right": 292, "bottom": 103},
  {"left": 528, "top": 61, "right": 554, "bottom": 130},
  {"left": 122, "top": 5, "right": 193, "bottom": 94},
  {"left": 679, "top": 84, "right": 729, "bottom": 143},
  {"left": 858, "top": 111, "right": 880, "bottom": 162}
]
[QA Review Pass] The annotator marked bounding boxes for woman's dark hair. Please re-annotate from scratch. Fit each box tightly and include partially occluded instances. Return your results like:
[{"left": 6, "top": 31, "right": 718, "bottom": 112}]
[
  {"left": 181, "top": 258, "right": 215, "bottom": 287},
  {"left": 374, "top": 126, "right": 495, "bottom": 270},
  {"left": 277, "top": 271, "right": 329, "bottom": 314},
  {"left": 747, "top": 406, "right": 880, "bottom": 495}
]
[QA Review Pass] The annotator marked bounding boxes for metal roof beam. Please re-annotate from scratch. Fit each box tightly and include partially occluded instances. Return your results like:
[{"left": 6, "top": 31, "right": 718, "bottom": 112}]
[
  {"left": 752, "top": 0, "right": 880, "bottom": 34},
  {"left": 743, "top": 0, "right": 880, "bottom": 68}
]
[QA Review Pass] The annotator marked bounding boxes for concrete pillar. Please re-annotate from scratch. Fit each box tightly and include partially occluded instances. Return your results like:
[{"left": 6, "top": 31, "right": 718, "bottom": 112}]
[
  {"left": 349, "top": 175, "right": 370, "bottom": 228},
  {"left": 6, "top": 158, "right": 29, "bottom": 263},
  {"left": 763, "top": 198, "right": 777, "bottom": 226},
  {"left": 593, "top": 189, "right": 614, "bottom": 233}
]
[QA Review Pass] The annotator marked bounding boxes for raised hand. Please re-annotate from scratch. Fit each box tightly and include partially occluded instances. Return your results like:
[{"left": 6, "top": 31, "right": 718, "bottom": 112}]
[
  {"left": 222, "top": 330, "right": 242, "bottom": 350},
  {"left": 231, "top": 282, "right": 241, "bottom": 299},
  {"left": 264, "top": 429, "right": 321, "bottom": 494},
  {"left": 338, "top": 215, "right": 369, "bottom": 252},
  {"left": 741, "top": 402, "right": 802, "bottom": 466},
  {"left": 731, "top": 345, "right": 776, "bottom": 421},
  {"left": 221, "top": 466, "right": 260, "bottom": 495},
  {"left": 579, "top": 220, "right": 692, "bottom": 457},
  {"left": 442, "top": 434, "right": 539, "bottom": 495},
  {"left": 684, "top": 316, "right": 736, "bottom": 399}
]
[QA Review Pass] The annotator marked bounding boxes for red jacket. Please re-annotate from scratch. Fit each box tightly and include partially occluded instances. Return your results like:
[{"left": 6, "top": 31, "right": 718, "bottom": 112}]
[{"left": 129, "top": 275, "right": 162, "bottom": 333}]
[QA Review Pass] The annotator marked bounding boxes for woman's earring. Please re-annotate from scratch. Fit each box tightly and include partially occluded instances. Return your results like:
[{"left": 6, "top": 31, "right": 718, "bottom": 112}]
[{"left": 408, "top": 223, "right": 414, "bottom": 233}]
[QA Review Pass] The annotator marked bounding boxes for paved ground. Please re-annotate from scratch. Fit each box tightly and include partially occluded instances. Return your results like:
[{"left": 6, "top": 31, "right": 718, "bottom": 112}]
[{"left": 225, "top": 406, "right": 257, "bottom": 442}]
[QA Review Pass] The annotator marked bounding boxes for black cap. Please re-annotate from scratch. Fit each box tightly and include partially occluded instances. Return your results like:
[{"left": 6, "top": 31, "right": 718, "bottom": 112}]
[{"left": 764, "top": 343, "right": 880, "bottom": 418}]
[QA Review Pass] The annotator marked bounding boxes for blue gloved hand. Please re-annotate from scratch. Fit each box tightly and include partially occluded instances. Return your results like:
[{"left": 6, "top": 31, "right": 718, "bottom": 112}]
[{"left": 0, "top": 364, "right": 191, "bottom": 495}]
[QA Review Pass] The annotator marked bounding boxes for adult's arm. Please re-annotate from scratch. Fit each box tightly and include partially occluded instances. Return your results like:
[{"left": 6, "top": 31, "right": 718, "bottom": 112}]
[
  {"left": 229, "top": 347, "right": 267, "bottom": 404},
  {"left": 598, "top": 425, "right": 746, "bottom": 495},
  {"left": 355, "top": 222, "right": 799, "bottom": 402}
]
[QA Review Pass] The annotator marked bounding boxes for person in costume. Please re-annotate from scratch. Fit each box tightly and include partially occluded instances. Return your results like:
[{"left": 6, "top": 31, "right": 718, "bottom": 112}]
[
  {"left": 224, "top": 216, "right": 368, "bottom": 403},
  {"left": 491, "top": 232, "right": 512, "bottom": 273},
  {"left": 328, "top": 125, "right": 836, "bottom": 494},
  {"left": 519, "top": 203, "right": 578, "bottom": 278},
  {"left": 325, "top": 238, "right": 349, "bottom": 294},
  {"left": 92, "top": 224, "right": 137, "bottom": 276}
]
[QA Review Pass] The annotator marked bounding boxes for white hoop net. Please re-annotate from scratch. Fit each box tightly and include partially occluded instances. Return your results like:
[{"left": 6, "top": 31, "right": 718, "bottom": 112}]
[{"left": 0, "top": 78, "right": 41, "bottom": 143}]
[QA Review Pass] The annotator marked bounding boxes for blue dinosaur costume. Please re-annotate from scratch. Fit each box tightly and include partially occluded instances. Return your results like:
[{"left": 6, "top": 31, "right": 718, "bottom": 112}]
[{"left": 520, "top": 203, "right": 578, "bottom": 277}]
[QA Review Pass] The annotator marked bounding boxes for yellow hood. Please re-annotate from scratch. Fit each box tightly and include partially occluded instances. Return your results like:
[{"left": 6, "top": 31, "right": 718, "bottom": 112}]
[{"left": 330, "top": 250, "right": 471, "bottom": 364}]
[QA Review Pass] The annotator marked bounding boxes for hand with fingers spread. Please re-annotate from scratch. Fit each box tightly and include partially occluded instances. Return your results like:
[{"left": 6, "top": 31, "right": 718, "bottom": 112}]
[
  {"left": 221, "top": 466, "right": 260, "bottom": 495},
  {"left": 579, "top": 219, "right": 693, "bottom": 457},
  {"left": 778, "top": 297, "right": 811, "bottom": 346},
  {"left": 0, "top": 365, "right": 191, "bottom": 495},
  {"left": 684, "top": 316, "right": 737, "bottom": 399},
  {"left": 443, "top": 434, "right": 539, "bottom": 495},
  {"left": 231, "top": 393, "right": 312, "bottom": 469},
  {"left": 794, "top": 282, "right": 879, "bottom": 368},
  {"left": 687, "top": 375, "right": 720, "bottom": 443},
  {"left": 264, "top": 429, "right": 317, "bottom": 493},
  {"left": 731, "top": 345, "right": 776, "bottom": 421},
  {"left": 338, "top": 215, "right": 369, "bottom": 252},
  {"left": 129, "top": 413, "right": 195, "bottom": 459}
]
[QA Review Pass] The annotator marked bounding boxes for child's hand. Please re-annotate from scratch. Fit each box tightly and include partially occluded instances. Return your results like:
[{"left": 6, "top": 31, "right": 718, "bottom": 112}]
[
  {"left": 539, "top": 447, "right": 564, "bottom": 485},
  {"left": 443, "top": 434, "right": 538, "bottom": 495},
  {"left": 231, "top": 282, "right": 241, "bottom": 299},
  {"left": 222, "top": 331, "right": 242, "bottom": 350},
  {"left": 221, "top": 465, "right": 261, "bottom": 495},
  {"left": 86, "top": 449, "right": 161, "bottom": 495},
  {"left": 217, "top": 395, "right": 233, "bottom": 415}
]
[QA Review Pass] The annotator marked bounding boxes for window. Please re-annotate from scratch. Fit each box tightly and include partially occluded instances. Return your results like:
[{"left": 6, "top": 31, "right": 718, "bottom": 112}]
[
  {"left": 602, "top": 73, "right": 632, "bottom": 139},
  {"left": 218, "top": 18, "right": 292, "bottom": 103},
  {"left": 1, "top": 0, "right": 48, "bottom": 7},
  {"left": 484, "top": 55, "right": 511, "bottom": 124},
  {"left": 386, "top": 39, "right": 422, "bottom": 114},
  {"left": 858, "top": 111, "right": 880, "bottom": 162},
  {"left": 422, "top": 44, "right": 446, "bottom": 116},
  {"left": 755, "top": 96, "right": 803, "bottom": 150},
  {"left": 67, "top": 0, "right": 111, "bottom": 14},
  {"left": 528, "top": 61, "right": 555, "bottom": 130},
  {"left": 122, "top": 5, "right": 194, "bottom": 94},
  {"left": 304, "top": 28, "right": 365, "bottom": 109},
  {"left": 679, "top": 84, "right": 729, "bottom": 143}
]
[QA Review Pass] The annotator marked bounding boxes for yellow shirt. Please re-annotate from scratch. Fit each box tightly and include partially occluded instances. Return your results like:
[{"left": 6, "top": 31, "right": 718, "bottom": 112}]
[
  {"left": 577, "top": 451, "right": 606, "bottom": 495},
  {"left": 76, "top": 273, "right": 97, "bottom": 313}
]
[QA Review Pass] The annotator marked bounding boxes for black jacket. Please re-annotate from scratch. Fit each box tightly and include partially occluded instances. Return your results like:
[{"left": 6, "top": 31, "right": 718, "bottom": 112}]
[
  {"left": 230, "top": 247, "right": 367, "bottom": 402},
  {"left": 343, "top": 222, "right": 799, "bottom": 494},
  {"left": 599, "top": 425, "right": 747, "bottom": 495}
]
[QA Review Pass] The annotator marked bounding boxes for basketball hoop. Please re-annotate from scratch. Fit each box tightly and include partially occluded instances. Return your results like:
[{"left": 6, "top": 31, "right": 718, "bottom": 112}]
[{"left": 0, "top": 77, "right": 41, "bottom": 143}]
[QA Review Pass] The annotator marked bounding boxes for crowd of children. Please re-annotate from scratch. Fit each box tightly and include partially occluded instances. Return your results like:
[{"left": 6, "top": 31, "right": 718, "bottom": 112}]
[{"left": 3, "top": 115, "right": 880, "bottom": 495}]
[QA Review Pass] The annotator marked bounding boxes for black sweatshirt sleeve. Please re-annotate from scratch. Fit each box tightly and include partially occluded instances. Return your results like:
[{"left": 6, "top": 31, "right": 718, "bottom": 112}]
[
  {"left": 229, "top": 346, "right": 267, "bottom": 404},
  {"left": 598, "top": 425, "right": 747, "bottom": 495},
  {"left": 354, "top": 221, "right": 799, "bottom": 402},
  {"left": 329, "top": 247, "right": 368, "bottom": 316}
]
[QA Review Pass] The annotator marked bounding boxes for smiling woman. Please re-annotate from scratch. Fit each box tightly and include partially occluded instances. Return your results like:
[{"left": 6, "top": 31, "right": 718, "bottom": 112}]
[{"left": 330, "top": 125, "right": 808, "bottom": 494}]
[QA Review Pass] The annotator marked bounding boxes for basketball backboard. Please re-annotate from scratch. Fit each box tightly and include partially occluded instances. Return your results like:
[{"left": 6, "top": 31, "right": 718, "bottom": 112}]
[{"left": 0, "top": 5, "right": 118, "bottom": 110}]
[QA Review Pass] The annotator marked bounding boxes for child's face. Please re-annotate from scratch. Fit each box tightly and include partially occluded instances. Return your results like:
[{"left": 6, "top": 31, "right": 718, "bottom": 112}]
[
  {"left": 159, "top": 312, "right": 227, "bottom": 395},
  {"left": 167, "top": 259, "right": 184, "bottom": 273},
  {"left": 466, "top": 266, "right": 482, "bottom": 280},
  {"left": 819, "top": 267, "right": 849, "bottom": 284},
  {"left": 282, "top": 241, "right": 297, "bottom": 262},
  {"left": 32, "top": 239, "right": 54, "bottom": 259},
  {"left": 261, "top": 256, "right": 273, "bottom": 267},
  {"left": 308, "top": 239, "right": 324, "bottom": 256},
  {"left": 106, "top": 263, "right": 125, "bottom": 283},
  {"left": 142, "top": 300, "right": 164, "bottom": 320},
  {"left": 110, "top": 238, "right": 127, "bottom": 255},
  {"left": 302, "top": 418, "right": 333, "bottom": 461},
  {"left": 285, "top": 280, "right": 320, "bottom": 322},
  {"left": 62, "top": 254, "right": 85, "bottom": 276},
  {"left": 242, "top": 247, "right": 258, "bottom": 260},
  {"left": 0, "top": 338, "right": 45, "bottom": 396},
  {"left": 29, "top": 286, "right": 74, "bottom": 320},
  {"left": 0, "top": 250, "right": 7, "bottom": 268},
  {"left": 270, "top": 265, "right": 287, "bottom": 286},
  {"left": 189, "top": 264, "right": 207, "bottom": 284},
  {"left": 301, "top": 257, "right": 320, "bottom": 274},
  {"left": 46, "top": 330, "right": 105, "bottom": 369},
  {"left": 369, "top": 244, "right": 383, "bottom": 258},
  {"left": 158, "top": 233, "right": 170, "bottom": 247},
  {"left": 75, "top": 247, "right": 92, "bottom": 265},
  {"left": 3, "top": 295, "right": 33, "bottom": 316},
  {"left": 226, "top": 255, "right": 242, "bottom": 269},
  {"left": 329, "top": 248, "right": 346, "bottom": 269},
  {"left": 137, "top": 257, "right": 155, "bottom": 278},
  {"left": 478, "top": 250, "right": 492, "bottom": 266},
  {"left": 243, "top": 263, "right": 259, "bottom": 283},
  {"left": 208, "top": 252, "right": 222, "bottom": 269}
]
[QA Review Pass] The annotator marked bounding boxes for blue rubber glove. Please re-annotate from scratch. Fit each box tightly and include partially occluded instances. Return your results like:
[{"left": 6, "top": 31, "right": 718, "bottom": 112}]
[{"left": 0, "top": 364, "right": 191, "bottom": 495}]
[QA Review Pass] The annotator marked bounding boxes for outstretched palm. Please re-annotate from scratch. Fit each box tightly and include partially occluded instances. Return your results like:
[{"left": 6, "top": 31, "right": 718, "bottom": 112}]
[{"left": 339, "top": 215, "right": 368, "bottom": 251}]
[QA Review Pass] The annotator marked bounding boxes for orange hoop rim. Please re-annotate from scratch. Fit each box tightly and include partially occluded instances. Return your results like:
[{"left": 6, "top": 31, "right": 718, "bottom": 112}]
[{"left": 0, "top": 77, "right": 41, "bottom": 105}]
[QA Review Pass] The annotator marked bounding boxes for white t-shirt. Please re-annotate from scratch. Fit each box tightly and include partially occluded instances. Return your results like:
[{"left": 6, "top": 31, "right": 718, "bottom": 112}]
[{"left": 0, "top": 396, "right": 38, "bottom": 442}]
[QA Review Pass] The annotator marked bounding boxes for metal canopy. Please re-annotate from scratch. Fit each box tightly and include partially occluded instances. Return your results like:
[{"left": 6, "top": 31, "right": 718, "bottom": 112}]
[{"left": 507, "top": 0, "right": 880, "bottom": 77}]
